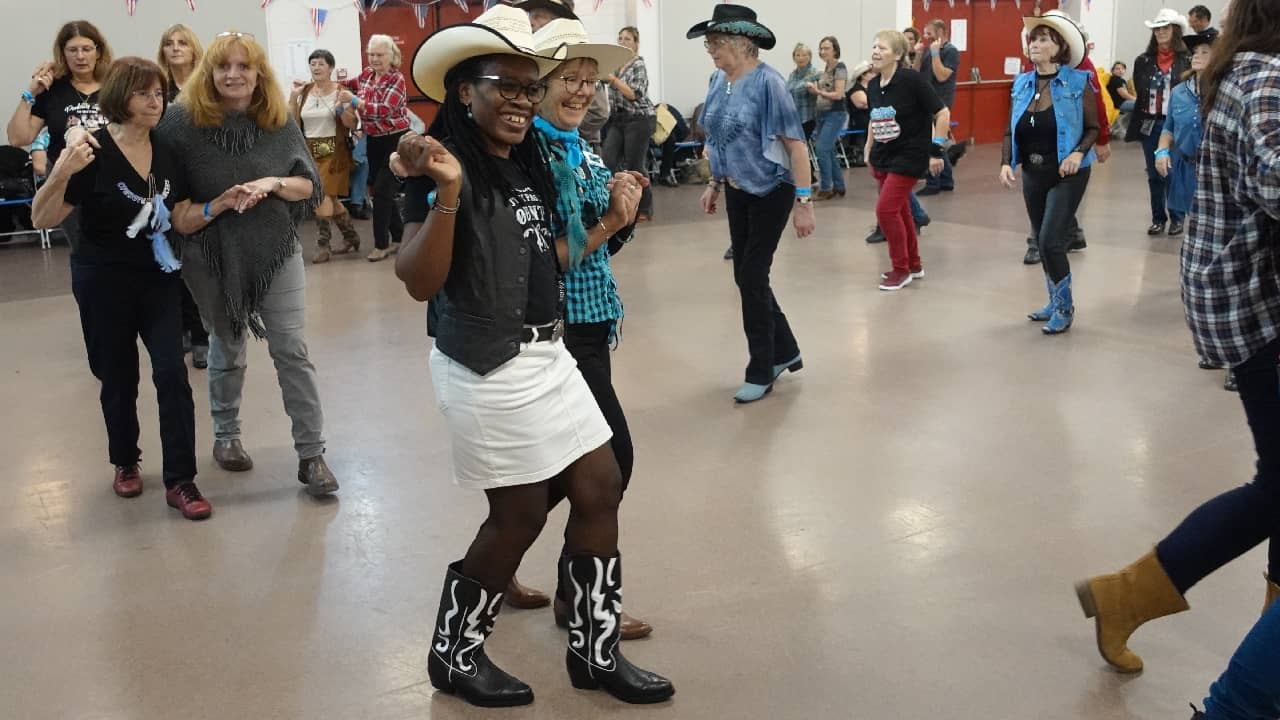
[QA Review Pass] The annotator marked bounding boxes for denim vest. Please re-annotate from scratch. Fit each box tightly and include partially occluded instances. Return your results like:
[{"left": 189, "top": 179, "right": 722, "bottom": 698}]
[{"left": 1008, "top": 67, "right": 1098, "bottom": 170}]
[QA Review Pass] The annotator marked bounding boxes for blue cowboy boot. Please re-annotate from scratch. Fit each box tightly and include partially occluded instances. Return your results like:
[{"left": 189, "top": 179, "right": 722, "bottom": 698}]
[
  {"left": 1043, "top": 273, "right": 1074, "bottom": 334},
  {"left": 1028, "top": 274, "right": 1054, "bottom": 322}
]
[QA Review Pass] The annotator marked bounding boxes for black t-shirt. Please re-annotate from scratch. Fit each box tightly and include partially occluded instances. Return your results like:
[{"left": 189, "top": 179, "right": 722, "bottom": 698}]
[
  {"left": 402, "top": 156, "right": 561, "bottom": 326},
  {"left": 1106, "top": 76, "right": 1128, "bottom": 107},
  {"left": 31, "top": 77, "right": 106, "bottom": 166},
  {"left": 846, "top": 82, "right": 870, "bottom": 132},
  {"left": 1015, "top": 108, "right": 1058, "bottom": 167},
  {"left": 64, "top": 128, "right": 188, "bottom": 270},
  {"left": 919, "top": 43, "right": 961, "bottom": 107},
  {"left": 867, "top": 68, "right": 945, "bottom": 178}
]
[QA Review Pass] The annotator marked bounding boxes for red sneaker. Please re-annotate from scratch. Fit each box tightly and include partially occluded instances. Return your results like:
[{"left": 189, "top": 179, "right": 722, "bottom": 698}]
[
  {"left": 878, "top": 270, "right": 914, "bottom": 291},
  {"left": 113, "top": 465, "right": 143, "bottom": 498},
  {"left": 165, "top": 481, "right": 212, "bottom": 521},
  {"left": 882, "top": 265, "right": 924, "bottom": 280}
]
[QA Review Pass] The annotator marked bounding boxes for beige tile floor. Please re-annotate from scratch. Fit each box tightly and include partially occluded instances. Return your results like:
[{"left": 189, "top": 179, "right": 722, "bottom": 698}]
[{"left": 0, "top": 143, "right": 1265, "bottom": 720}]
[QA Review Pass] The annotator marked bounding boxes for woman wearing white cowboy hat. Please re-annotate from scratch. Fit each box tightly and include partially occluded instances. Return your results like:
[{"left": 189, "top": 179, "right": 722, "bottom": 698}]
[
  {"left": 391, "top": 5, "right": 673, "bottom": 708},
  {"left": 496, "top": 17, "right": 658, "bottom": 644},
  {"left": 1126, "top": 7, "right": 1191, "bottom": 236},
  {"left": 999, "top": 11, "right": 1100, "bottom": 335}
]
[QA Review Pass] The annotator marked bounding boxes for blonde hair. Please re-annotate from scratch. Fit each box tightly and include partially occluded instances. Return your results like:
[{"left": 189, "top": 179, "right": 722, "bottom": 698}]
[
  {"left": 179, "top": 33, "right": 288, "bottom": 130},
  {"left": 793, "top": 43, "right": 812, "bottom": 59},
  {"left": 157, "top": 24, "right": 204, "bottom": 75},
  {"left": 367, "top": 34, "right": 402, "bottom": 67},
  {"left": 874, "top": 30, "right": 910, "bottom": 67}
]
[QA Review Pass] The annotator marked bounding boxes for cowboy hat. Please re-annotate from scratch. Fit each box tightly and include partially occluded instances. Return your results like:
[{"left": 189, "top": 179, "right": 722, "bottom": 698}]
[
  {"left": 848, "top": 60, "right": 873, "bottom": 79},
  {"left": 1023, "top": 10, "right": 1087, "bottom": 69},
  {"left": 686, "top": 4, "right": 777, "bottom": 51},
  {"left": 533, "top": 18, "right": 633, "bottom": 76},
  {"left": 513, "top": 0, "right": 577, "bottom": 21},
  {"left": 1184, "top": 32, "right": 1216, "bottom": 51},
  {"left": 1144, "top": 8, "right": 1190, "bottom": 33},
  {"left": 410, "top": 5, "right": 567, "bottom": 102}
]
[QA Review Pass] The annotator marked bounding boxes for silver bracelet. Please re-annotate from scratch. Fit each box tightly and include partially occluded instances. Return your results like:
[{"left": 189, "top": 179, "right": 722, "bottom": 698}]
[{"left": 432, "top": 197, "right": 460, "bottom": 215}]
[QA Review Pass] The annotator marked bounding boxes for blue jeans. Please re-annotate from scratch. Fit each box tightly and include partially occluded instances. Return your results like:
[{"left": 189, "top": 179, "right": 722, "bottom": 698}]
[
  {"left": 925, "top": 150, "right": 954, "bottom": 190},
  {"left": 1204, "top": 600, "right": 1280, "bottom": 720},
  {"left": 1140, "top": 117, "right": 1183, "bottom": 225},
  {"left": 348, "top": 134, "right": 369, "bottom": 205},
  {"left": 813, "top": 110, "right": 847, "bottom": 192},
  {"left": 909, "top": 192, "right": 927, "bottom": 223}
]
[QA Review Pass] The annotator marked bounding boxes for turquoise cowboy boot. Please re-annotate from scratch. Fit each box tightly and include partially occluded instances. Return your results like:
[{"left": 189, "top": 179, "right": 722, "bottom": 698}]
[{"left": 1043, "top": 273, "right": 1074, "bottom": 335}]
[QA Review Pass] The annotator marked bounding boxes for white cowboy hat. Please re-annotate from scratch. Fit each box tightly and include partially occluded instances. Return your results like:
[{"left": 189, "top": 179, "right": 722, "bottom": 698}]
[
  {"left": 1023, "top": 10, "right": 1087, "bottom": 69},
  {"left": 1144, "top": 8, "right": 1190, "bottom": 33},
  {"left": 533, "top": 18, "right": 633, "bottom": 76},
  {"left": 410, "top": 5, "right": 567, "bottom": 102}
]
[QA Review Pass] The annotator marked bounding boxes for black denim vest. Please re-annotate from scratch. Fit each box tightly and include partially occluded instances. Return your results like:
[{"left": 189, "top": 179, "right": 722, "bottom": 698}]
[{"left": 432, "top": 172, "right": 552, "bottom": 376}]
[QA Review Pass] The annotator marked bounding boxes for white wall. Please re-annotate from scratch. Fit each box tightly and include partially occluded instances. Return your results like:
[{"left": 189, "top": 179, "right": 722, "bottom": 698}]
[
  {"left": 3, "top": 1, "right": 269, "bottom": 121},
  {"left": 655, "top": 0, "right": 901, "bottom": 114},
  {"left": 265, "top": 0, "right": 364, "bottom": 89},
  {"left": 573, "top": 0, "right": 661, "bottom": 108}
]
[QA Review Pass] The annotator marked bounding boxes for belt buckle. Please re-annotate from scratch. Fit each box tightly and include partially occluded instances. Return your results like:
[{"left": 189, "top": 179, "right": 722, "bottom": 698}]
[{"left": 1029, "top": 153, "right": 1045, "bottom": 166}]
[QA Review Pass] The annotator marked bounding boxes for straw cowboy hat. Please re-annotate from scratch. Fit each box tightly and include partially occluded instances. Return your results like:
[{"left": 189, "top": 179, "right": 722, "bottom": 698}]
[
  {"left": 410, "top": 4, "right": 567, "bottom": 102},
  {"left": 513, "top": 0, "right": 578, "bottom": 20},
  {"left": 533, "top": 18, "right": 633, "bottom": 75},
  {"left": 686, "top": 4, "right": 777, "bottom": 51},
  {"left": 1024, "top": 10, "right": 1087, "bottom": 68},
  {"left": 1145, "top": 8, "right": 1190, "bottom": 33}
]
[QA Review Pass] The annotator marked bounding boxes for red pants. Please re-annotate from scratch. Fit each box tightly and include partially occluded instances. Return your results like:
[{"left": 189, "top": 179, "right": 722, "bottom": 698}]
[{"left": 873, "top": 169, "right": 921, "bottom": 272}]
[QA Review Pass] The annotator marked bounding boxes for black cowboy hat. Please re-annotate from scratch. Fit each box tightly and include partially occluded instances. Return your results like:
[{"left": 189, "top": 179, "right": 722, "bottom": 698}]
[
  {"left": 513, "top": 0, "right": 577, "bottom": 21},
  {"left": 686, "top": 4, "right": 776, "bottom": 51},
  {"left": 1183, "top": 32, "right": 1215, "bottom": 50}
]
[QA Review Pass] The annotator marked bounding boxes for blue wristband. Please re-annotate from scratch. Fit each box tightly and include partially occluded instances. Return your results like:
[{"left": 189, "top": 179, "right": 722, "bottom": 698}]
[
  {"left": 202, "top": 201, "right": 213, "bottom": 220},
  {"left": 1153, "top": 148, "right": 1170, "bottom": 159},
  {"left": 794, "top": 186, "right": 812, "bottom": 198},
  {"left": 21, "top": 89, "right": 36, "bottom": 106},
  {"left": 932, "top": 136, "right": 947, "bottom": 145}
]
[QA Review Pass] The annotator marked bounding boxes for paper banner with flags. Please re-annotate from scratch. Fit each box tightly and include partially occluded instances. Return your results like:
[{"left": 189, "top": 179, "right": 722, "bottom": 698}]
[
  {"left": 640, "top": 0, "right": 653, "bottom": 7},
  {"left": 922, "top": 0, "right": 930, "bottom": 11},
  {"left": 261, "top": 0, "right": 273, "bottom": 8},
  {"left": 353, "top": 0, "right": 365, "bottom": 18},
  {"left": 187, "top": 0, "right": 197, "bottom": 10},
  {"left": 370, "top": 0, "right": 387, "bottom": 12},
  {"left": 125, "top": 0, "right": 137, "bottom": 15},
  {"left": 311, "top": 8, "right": 329, "bottom": 36},
  {"left": 413, "top": 3, "right": 430, "bottom": 28},
  {"left": 454, "top": 0, "right": 469, "bottom": 13}
]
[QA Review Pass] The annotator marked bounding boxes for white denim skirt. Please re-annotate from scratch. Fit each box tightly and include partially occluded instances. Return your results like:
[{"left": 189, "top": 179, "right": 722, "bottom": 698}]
[{"left": 429, "top": 340, "right": 612, "bottom": 490}]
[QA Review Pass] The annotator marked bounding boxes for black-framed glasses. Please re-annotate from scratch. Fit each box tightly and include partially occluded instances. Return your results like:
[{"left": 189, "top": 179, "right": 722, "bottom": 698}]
[
  {"left": 474, "top": 75, "right": 548, "bottom": 103},
  {"left": 556, "top": 75, "right": 600, "bottom": 94}
]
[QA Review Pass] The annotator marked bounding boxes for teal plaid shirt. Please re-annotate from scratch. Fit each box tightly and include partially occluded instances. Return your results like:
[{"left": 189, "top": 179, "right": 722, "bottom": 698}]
[{"left": 557, "top": 147, "right": 624, "bottom": 329}]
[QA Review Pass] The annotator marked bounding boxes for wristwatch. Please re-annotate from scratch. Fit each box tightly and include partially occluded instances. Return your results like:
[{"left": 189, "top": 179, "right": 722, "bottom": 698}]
[
  {"left": 795, "top": 196, "right": 812, "bottom": 205},
  {"left": 274, "top": 177, "right": 287, "bottom": 193}
]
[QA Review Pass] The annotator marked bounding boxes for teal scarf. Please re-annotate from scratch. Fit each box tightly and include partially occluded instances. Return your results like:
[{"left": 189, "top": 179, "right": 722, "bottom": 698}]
[{"left": 533, "top": 115, "right": 611, "bottom": 269}]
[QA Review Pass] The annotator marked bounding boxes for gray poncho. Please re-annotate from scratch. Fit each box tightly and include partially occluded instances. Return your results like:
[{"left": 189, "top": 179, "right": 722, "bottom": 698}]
[{"left": 159, "top": 103, "right": 322, "bottom": 338}]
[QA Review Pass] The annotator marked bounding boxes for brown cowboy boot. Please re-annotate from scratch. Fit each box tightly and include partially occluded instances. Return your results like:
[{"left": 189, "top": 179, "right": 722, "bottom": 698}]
[
  {"left": 504, "top": 576, "right": 551, "bottom": 609},
  {"left": 332, "top": 212, "right": 361, "bottom": 254},
  {"left": 313, "top": 219, "right": 332, "bottom": 263},
  {"left": 1075, "top": 549, "right": 1189, "bottom": 673}
]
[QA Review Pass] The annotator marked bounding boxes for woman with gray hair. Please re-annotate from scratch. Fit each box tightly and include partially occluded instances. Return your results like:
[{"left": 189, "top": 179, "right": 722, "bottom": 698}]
[
  {"left": 786, "top": 42, "right": 820, "bottom": 139},
  {"left": 690, "top": 4, "right": 816, "bottom": 404},
  {"left": 353, "top": 34, "right": 410, "bottom": 261}
]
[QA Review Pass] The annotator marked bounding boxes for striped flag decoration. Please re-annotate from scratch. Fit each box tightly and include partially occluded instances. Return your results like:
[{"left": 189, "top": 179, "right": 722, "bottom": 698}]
[
  {"left": 413, "top": 3, "right": 430, "bottom": 28},
  {"left": 261, "top": 0, "right": 273, "bottom": 8},
  {"left": 311, "top": 7, "right": 329, "bottom": 36},
  {"left": 187, "top": 0, "right": 196, "bottom": 10},
  {"left": 483, "top": 0, "right": 501, "bottom": 9},
  {"left": 125, "top": 0, "right": 137, "bottom": 14},
  {"left": 354, "top": 0, "right": 366, "bottom": 18},
  {"left": 640, "top": 0, "right": 652, "bottom": 7},
  {"left": 593, "top": 0, "right": 603, "bottom": 10},
  {"left": 454, "top": 0, "right": 470, "bottom": 13},
  {"left": 370, "top": 0, "right": 387, "bottom": 11}
]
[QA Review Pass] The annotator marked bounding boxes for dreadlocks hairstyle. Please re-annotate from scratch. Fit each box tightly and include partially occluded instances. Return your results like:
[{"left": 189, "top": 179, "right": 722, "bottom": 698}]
[
  {"left": 1200, "top": 0, "right": 1280, "bottom": 116},
  {"left": 438, "top": 55, "right": 558, "bottom": 219}
]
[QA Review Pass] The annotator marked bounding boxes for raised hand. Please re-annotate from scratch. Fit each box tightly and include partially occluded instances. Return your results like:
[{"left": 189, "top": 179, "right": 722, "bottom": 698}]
[
  {"left": 53, "top": 141, "right": 95, "bottom": 176},
  {"left": 29, "top": 62, "right": 54, "bottom": 96},
  {"left": 415, "top": 135, "right": 462, "bottom": 187}
]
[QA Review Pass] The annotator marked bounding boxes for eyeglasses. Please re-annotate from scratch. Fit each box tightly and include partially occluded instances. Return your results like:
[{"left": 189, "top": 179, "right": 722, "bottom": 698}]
[
  {"left": 216, "top": 31, "right": 256, "bottom": 40},
  {"left": 474, "top": 75, "right": 548, "bottom": 103},
  {"left": 703, "top": 37, "right": 734, "bottom": 50},
  {"left": 132, "top": 90, "right": 167, "bottom": 102},
  {"left": 65, "top": 45, "right": 98, "bottom": 57},
  {"left": 556, "top": 75, "right": 600, "bottom": 94}
]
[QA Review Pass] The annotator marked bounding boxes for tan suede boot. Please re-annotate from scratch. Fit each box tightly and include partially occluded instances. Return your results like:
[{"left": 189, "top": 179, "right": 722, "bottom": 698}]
[
  {"left": 1265, "top": 574, "right": 1280, "bottom": 615},
  {"left": 1075, "top": 549, "right": 1189, "bottom": 673}
]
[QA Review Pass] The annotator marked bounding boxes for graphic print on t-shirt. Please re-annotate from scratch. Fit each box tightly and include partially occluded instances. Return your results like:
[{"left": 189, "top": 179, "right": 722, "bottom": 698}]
[
  {"left": 64, "top": 100, "right": 106, "bottom": 133},
  {"left": 870, "top": 105, "right": 903, "bottom": 143},
  {"left": 508, "top": 185, "right": 552, "bottom": 255}
]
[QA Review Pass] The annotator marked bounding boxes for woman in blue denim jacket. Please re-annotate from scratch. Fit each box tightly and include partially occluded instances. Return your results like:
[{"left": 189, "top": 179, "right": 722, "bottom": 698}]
[{"left": 998, "top": 14, "right": 1099, "bottom": 335}]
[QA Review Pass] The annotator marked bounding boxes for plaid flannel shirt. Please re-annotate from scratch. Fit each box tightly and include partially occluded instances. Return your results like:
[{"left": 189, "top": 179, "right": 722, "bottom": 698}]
[
  {"left": 560, "top": 147, "right": 623, "bottom": 329},
  {"left": 356, "top": 67, "right": 411, "bottom": 137},
  {"left": 1183, "top": 52, "right": 1280, "bottom": 367}
]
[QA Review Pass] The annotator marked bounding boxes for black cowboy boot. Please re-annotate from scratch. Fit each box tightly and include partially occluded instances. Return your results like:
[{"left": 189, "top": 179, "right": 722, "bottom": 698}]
[
  {"left": 427, "top": 561, "right": 533, "bottom": 707},
  {"left": 562, "top": 553, "right": 674, "bottom": 704}
]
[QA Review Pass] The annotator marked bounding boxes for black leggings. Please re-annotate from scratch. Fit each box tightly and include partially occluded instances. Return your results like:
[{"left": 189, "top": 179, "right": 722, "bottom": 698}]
[
  {"left": 180, "top": 282, "right": 207, "bottom": 346},
  {"left": 1157, "top": 336, "right": 1280, "bottom": 593},
  {"left": 1021, "top": 164, "right": 1091, "bottom": 282},
  {"left": 366, "top": 131, "right": 405, "bottom": 250},
  {"left": 547, "top": 321, "right": 634, "bottom": 511}
]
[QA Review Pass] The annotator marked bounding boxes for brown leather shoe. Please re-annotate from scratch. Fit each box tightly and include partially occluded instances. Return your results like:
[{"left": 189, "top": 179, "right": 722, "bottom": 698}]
[
  {"left": 504, "top": 576, "right": 551, "bottom": 609},
  {"left": 298, "top": 455, "right": 339, "bottom": 497},
  {"left": 165, "top": 481, "right": 212, "bottom": 520},
  {"left": 113, "top": 465, "right": 143, "bottom": 498},
  {"left": 213, "top": 439, "right": 253, "bottom": 472},
  {"left": 553, "top": 594, "right": 653, "bottom": 640}
]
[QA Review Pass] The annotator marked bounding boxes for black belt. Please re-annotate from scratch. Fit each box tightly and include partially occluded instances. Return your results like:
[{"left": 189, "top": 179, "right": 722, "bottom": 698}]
[{"left": 519, "top": 320, "right": 564, "bottom": 344}]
